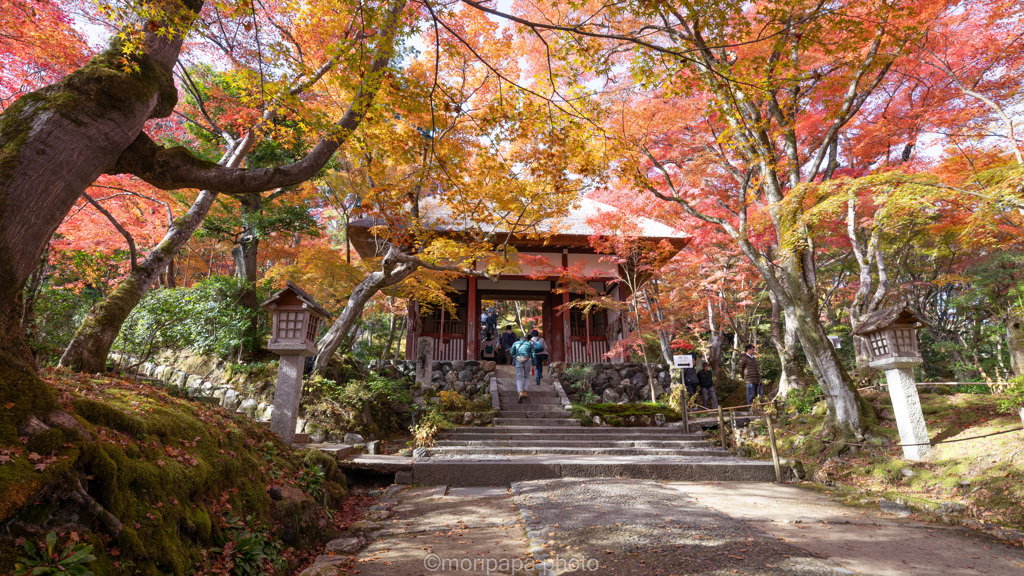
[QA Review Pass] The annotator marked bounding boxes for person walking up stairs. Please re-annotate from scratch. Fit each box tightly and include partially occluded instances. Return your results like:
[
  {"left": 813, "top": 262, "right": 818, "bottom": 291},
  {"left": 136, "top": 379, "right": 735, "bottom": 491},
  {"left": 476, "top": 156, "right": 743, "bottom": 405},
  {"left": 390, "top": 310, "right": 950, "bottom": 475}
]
[{"left": 509, "top": 333, "right": 536, "bottom": 403}]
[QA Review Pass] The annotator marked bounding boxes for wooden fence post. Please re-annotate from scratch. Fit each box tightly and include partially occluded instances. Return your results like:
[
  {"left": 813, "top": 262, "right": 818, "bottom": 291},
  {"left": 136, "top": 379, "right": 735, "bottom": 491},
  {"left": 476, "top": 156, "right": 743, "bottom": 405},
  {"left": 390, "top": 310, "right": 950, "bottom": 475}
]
[
  {"left": 766, "top": 413, "right": 782, "bottom": 483},
  {"left": 717, "top": 405, "right": 727, "bottom": 449}
]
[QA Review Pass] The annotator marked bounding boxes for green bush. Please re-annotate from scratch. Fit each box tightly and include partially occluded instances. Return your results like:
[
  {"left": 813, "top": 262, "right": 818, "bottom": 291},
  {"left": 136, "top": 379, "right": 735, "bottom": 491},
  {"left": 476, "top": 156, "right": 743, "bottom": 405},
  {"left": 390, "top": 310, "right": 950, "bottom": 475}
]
[
  {"left": 784, "top": 382, "right": 824, "bottom": 415},
  {"left": 114, "top": 277, "right": 268, "bottom": 361},
  {"left": 996, "top": 376, "right": 1024, "bottom": 414},
  {"left": 24, "top": 288, "right": 93, "bottom": 365}
]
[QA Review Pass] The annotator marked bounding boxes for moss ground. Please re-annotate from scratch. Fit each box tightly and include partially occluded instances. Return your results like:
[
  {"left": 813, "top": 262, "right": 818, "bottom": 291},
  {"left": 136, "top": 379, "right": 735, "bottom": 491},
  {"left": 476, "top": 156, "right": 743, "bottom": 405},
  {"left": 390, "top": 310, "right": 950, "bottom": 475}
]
[
  {"left": 0, "top": 369, "right": 371, "bottom": 575},
  {"left": 746, "top": 390, "right": 1024, "bottom": 534}
]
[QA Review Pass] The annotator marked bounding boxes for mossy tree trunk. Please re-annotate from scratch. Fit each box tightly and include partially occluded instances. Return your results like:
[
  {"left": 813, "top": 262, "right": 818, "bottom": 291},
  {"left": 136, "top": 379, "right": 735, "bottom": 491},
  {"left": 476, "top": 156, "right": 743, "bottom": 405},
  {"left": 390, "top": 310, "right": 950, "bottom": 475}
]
[{"left": 231, "top": 193, "right": 263, "bottom": 356}]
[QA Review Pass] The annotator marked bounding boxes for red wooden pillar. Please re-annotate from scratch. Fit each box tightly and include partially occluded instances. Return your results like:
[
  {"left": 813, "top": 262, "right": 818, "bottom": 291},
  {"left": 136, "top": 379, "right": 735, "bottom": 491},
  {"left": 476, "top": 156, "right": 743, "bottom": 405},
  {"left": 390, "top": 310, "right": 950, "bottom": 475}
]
[
  {"left": 561, "top": 250, "right": 571, "bottom": 363},
  {"left": 618, "top": 283, "right": 630, "bottom": 363},
  {"left": 466, "top": 277, "right": 477, "bottom": 361}
]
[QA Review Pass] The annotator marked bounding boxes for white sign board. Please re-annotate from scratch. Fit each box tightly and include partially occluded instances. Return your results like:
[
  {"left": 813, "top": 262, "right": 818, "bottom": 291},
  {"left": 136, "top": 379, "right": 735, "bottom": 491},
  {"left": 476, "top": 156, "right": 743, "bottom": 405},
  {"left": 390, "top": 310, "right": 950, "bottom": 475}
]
[
  {"left": 828, "top": 335, "right": 841, "bottom": 349},
  {"left": 673, "top": 355, "right": 694, "bottom": 368}
]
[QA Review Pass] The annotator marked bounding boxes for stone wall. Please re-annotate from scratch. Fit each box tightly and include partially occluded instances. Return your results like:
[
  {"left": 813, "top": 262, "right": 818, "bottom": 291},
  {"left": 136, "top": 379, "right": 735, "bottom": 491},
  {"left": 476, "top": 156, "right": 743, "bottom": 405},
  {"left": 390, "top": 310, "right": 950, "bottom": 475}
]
[
  {"left": 426, "top": 360, "right": 495, "bottom": 400},
  {"left": 556, "top": 362, "right": 673, "bottom": 403}
]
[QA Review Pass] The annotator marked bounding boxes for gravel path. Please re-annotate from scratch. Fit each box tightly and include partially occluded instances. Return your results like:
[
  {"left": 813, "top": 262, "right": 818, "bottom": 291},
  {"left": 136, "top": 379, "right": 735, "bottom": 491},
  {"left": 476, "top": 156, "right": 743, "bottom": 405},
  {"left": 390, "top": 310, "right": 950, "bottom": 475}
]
[{"left": 511, "top": 478, "right": 852, "bottom": 576}]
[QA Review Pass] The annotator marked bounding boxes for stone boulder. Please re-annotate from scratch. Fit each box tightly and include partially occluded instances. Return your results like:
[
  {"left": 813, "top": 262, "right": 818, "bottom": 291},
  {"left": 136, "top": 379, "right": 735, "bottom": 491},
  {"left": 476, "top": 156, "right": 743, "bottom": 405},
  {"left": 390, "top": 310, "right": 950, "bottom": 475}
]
[{"left": 602, "top": 388, "right": 621, "bottom": 403}]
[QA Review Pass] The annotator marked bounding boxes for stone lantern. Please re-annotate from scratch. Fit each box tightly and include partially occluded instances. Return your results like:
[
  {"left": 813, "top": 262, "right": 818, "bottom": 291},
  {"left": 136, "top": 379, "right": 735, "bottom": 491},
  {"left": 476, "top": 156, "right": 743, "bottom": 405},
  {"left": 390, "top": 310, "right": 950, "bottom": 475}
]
[
  {"left": 261, "top": 281, "right": 331, "bottom": 444},
  {"left": 854, "top": 306, "right": 930, "bottom": 460}
]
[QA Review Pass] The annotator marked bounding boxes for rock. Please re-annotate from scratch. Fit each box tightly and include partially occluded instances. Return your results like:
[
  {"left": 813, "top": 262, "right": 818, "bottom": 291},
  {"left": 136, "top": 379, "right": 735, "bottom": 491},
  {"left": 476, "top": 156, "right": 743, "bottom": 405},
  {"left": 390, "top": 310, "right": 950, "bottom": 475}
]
[
  {"left": 618, "top": 368, "right": 632, "bottom": 379},
  {"left": 222, "top": 389, "right": 241, "bottom": 410},
  {"left": 413, "top": 447, "right": 429, "bottom": 458},
  {"left": 45, "top": 411, "right": 91, "bottom": 440},
  {"left": 879, "top": 500, "right": 912, "bottom": 517},
  {"left": 631, "top": 373, "right": 646, "bottom": 388},
  {"left": 879, "top": 408, "right": 896, "bottom": 421},
  {"left": 298, "top": 563, "right": 339, "bottom": 576},
  {"left": 938, "top": 502, "right": 966, "bottom": 516},
  {"left": 238, "top": 398, "right": 258, "bottom": 416},
  {"left": 780, "top": 458, "right": 806, "bottom": 481},
  {"left": 549, "top": 361, "right": 566, "bottom": 374},
  {"left": 295, "top": 418, "right": 307, "bottom": 434},
  {"left": 901, "top": 467, "right": 915, "bottom": 478},
  {"left": 444, "top": 371, "right": 458, "bottom": 384},
  {"left": 653, "top": 413, "right": 666, "bottom": 426},
  {"left": 325, "top": 537, "right": 364, "bottom": 554},
  {"left": 454, "top": 381, "right": 468, "bottom": 393},
  {"left": 308, "top": 424, "right": 327, "bottom": 444},
  {"left": 458, "top": 369, "right": 474, "bottom": 382},
  {"left": 482, "top": 361, "right": 497, "bottom": 372},
  {"left": 602, "top": 388, "right": 621, "bottom": 403},
  {"left": 269, "top": 486, "right": 309, "bottom": 503},
  {"left": 452, "top": 360, "right": 465, "bottom": 372},
  {"left": 344, "top": 432, "right": 366, "bottom": 445},
  {"left": 431, "top": 370, "right": 443, "bottom": 381},
  {"left": 260, "top": 404, "right": 274, "bottom": 422},
  {"left": 348, "top": 520, "right": 380, "bottom": 533},
  {"left": 465, "top": 360, "right": 480, "bottom": 368},
  {"left": 431, "top": 361, "right": 441, "bottom": 371},
  {"left": 366, "top": 440, "right": 380, "bottom": 455},
  {"left": 607, "top": 371, "right": 621, "bottom": 386},
  {"left": 17, "top": 416, "right": 49, "bottom": 436}
]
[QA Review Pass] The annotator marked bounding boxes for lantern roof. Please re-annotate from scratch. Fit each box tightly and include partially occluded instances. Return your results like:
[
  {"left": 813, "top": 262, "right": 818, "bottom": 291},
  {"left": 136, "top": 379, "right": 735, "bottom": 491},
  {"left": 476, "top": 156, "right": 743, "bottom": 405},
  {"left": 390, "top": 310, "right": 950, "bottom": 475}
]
[
  {"left": 260, "top": 281, "right": 331, "bottom": 321},
  {"left": 853, "top": 306, "right": 928, "bottom": 335}
]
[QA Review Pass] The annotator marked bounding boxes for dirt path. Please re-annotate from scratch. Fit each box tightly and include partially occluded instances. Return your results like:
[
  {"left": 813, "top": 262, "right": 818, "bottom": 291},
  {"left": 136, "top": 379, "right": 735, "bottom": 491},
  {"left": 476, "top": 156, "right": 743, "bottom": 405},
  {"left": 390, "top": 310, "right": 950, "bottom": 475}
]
[
  {"left": 343, "top": 480, "right": 1024, "bottom": 576},
  {"left": 674, "top": 482, "right": 1024, "bottom": 575}
]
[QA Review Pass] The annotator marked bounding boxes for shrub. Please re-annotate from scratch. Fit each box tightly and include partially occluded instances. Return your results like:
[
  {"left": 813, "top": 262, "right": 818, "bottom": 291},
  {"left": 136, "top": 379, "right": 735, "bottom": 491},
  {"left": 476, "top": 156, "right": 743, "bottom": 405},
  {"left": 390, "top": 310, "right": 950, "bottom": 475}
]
[
  {"left": 784, "top": 382, "right": 824, "bottom": 415},
  {"left": 114, "top": 277, "right": 268, "bottom": 363},
  {"left": 24, "top": 288, "right": 93, "bottom": 365},
  {"left": 996, "top": 375, "right": 1024, "bottom": 414},
  {"left": 437, "top": 390, "right": 469, "bottom": 411}
]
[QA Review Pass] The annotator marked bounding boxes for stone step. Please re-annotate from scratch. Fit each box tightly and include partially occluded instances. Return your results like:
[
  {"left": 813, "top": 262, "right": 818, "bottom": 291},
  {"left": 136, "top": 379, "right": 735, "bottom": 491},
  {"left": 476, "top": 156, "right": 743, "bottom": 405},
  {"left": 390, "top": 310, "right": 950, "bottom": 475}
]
[
  {"left": 428, "top": 446, "right": 729, "bottom": 456},
  {"left": 495, "top": 387, "right": 561, "bottom": 397},
  {"left": 500, "top": 400, "right": 565, "bottom": 408},
  {"left": 435, "top": 439, "right": 713, "bottom": 448},
  {"left": 493, "top": 418, "right": 581, "bottom": 426},
  {"left": 494, "top": 411, "right": 574, "bottom": 419},
  {"left": 410, "top": 454, "right": 784, "bottom": 486},
  {"left": 443, "top": 426, "right": 698, "bottom": 437}
]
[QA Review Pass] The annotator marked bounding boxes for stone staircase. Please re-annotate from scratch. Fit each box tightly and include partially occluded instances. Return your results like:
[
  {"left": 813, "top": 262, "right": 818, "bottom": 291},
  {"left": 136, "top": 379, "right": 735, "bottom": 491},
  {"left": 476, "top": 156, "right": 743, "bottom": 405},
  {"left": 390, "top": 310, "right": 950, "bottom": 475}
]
[{"left": 405, "top": 366, "right": 786, "bottom": 486}]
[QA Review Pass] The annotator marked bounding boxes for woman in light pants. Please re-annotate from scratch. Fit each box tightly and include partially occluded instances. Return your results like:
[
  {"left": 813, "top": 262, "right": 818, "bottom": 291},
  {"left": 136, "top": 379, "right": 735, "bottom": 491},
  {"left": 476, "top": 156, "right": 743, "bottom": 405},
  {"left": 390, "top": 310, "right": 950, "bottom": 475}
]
[{"left": 511, "top": 335, "right": 535, "bottom": 403}]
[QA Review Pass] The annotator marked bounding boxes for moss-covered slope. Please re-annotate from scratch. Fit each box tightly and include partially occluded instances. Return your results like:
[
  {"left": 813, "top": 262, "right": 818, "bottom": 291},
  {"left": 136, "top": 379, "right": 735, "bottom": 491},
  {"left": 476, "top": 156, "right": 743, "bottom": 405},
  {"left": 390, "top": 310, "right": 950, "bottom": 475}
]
[{"left": 0, "top": 369, "right": 355, "bottom": 575}]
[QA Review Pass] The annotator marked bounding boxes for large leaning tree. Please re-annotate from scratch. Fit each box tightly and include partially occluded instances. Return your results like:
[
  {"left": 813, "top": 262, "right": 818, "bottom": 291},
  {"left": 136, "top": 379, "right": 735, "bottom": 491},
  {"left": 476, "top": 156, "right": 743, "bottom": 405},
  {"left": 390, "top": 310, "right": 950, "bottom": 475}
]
[{"left": 0, "top": 0, "right": 408, "bottom": 440}]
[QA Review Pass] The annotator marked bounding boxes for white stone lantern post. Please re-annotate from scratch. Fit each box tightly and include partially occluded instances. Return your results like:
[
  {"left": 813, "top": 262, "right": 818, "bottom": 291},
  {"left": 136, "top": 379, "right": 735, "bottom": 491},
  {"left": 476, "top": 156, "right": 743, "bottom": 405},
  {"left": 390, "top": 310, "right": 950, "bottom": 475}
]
[
  {"left": 854, "top": 307, "right": 931, "bottom": 461},
  {"left": 260, "top": 281, "right": 331, "bottom": 444}
]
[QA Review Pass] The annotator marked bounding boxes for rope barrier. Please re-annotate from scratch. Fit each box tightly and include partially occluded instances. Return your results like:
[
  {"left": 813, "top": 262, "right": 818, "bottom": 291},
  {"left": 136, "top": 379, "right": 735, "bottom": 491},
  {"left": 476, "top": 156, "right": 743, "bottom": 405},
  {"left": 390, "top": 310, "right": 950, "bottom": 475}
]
[{"left": 773, "top": 424, "right": 1024, "bottom": 449}]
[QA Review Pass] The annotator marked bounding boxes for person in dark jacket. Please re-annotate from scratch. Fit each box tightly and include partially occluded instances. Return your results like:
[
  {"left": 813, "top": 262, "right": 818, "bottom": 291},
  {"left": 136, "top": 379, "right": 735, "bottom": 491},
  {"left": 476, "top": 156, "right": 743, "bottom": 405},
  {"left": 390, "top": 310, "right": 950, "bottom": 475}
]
[
  {"left": 736, "top": 344, "right": 762, "bottom": 406},
  {"left": 682, "top": 365, "right": 699, "bottom": 400},
  {"left": 697, "top": 362, "right": 718, "bottom": 409},
  {"left": 500, "top": 325, "right": 517, "bottom": 365}
]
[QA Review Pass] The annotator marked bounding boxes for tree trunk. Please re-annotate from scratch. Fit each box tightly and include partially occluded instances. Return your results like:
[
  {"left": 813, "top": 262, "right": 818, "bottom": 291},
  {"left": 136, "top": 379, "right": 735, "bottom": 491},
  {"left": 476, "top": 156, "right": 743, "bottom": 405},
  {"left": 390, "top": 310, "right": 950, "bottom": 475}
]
[
  {"left": 231, "top": 193, "right": 263, "bottom": 356},
  {"left": 59, "top": 189, "right": 221, "bottom": 372},
  {"left": 1006, "top": 314, "right": 1024, "bottom": 377},
  {"left": 312, "top": 247, "right": 417, "bottom": 375},
  {"left": 59, "top": 135, "right": 259, "bottom": 373},
  {"left": 785, "top": 262, "right": 865, "bottom": 437},
  {"left": 770, "top": 292, "right": 809, "bottom": 398}
]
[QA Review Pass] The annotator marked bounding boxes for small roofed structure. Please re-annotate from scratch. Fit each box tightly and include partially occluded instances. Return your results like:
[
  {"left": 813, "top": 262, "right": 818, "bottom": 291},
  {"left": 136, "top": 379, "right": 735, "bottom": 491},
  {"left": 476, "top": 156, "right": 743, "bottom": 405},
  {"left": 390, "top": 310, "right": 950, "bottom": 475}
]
[
  {"left": 347, "top": 197, "right": 689, "bottom": 364},
  {"left": 261, "top": 281, "right": 332, "bottom": 357},
  {"left": 854, "top": 306, "right": 928, "bottom": 367}
]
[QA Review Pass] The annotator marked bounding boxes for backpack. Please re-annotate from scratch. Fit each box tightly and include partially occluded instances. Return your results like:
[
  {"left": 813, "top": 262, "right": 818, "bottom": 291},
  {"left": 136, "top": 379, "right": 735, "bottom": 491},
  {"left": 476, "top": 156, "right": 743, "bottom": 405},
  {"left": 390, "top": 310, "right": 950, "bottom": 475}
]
[
  {"left": 485, "top": 341, "right": 494, "bottom": 354},
  {"left": 533, "top": 339, "right": 545, "bottom": 352}
]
